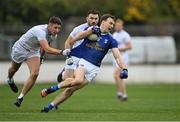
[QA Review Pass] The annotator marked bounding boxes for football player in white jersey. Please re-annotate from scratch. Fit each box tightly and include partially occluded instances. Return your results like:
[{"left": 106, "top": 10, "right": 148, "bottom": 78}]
[
  {"left": 112, "top": 19, "right": 132, "bottom": 101},
  {"left": 7, "top": 16, "right": 70, "bottom": 107},
  {"left": 40, "top": 14, "right": 128, "bottom": 113},
  {"left": 57, "top": 9, "right": 100, "bottom": 82}
]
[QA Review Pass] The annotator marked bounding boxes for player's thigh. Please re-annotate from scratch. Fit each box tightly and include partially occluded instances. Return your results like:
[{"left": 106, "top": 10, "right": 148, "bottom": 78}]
[
  {"left": 74, "top": 67, "right": 86, "bottom": 82},
  {"left": 26, "top": 56, "right": 40, "bottom": 74},
  {"left": 64, "top": 69, "right": 74, "bottom": 79}
]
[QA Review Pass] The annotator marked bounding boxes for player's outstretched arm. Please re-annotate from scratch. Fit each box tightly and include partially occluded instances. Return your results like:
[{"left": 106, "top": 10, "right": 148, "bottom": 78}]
[
  {"left": 112, "top": 48, "right": 126, "bottom": 69},
  {"left": 40, "top": 39, "right": 70, "bottom": 56},
  {"left": 112, "top": 48, "right": 128, "bottom": 79}
]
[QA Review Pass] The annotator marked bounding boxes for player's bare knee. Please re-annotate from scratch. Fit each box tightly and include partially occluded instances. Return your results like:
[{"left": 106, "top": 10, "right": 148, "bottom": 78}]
[
  {"left": 30, "top": 72, "right": 39, "bottom": 78},
  {"left": 74, "top": 79, "right": 84, "bottom": 85}
]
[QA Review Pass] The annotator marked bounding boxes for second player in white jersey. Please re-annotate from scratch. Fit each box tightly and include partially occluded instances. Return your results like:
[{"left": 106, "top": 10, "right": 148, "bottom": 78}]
[
  {"left": 112, "top": 19, "right": 132, "bottom": 101},
  {"left": 7, "top": 16, "right": 70, "bottom": 107},
  {"left": 113, "top": 29, "right": 131, "bottom": 65}
]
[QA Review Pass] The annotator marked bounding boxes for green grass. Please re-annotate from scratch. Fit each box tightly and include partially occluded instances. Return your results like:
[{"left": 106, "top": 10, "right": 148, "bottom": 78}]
[{"left": 0, "top": 83, "right": 180, "bottom": 121}]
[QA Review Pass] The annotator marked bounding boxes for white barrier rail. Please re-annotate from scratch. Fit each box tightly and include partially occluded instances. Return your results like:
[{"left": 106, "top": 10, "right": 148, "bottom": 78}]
[{"left": 1, "top": 61, "right": 180, "bottom": 84}]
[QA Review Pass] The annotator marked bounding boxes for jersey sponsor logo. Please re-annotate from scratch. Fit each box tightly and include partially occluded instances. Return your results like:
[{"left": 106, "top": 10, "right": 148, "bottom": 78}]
[{"left": 86, "top": 42, "right": 104, "bottom": 51}]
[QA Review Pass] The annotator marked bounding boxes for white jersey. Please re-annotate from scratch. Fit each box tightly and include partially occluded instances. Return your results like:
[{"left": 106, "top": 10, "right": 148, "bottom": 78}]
[
  {"left": 13, "top": 24, "right": 56, "bottom": 52},
  {"left": 112, "top": 30, "right": 131, "bottom": 65},
  {"left": 70, "top": 23, "right": 89, "bottom": 49}
]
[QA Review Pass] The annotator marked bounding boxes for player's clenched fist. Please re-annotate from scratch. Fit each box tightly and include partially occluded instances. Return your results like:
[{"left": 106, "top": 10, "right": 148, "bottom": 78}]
[
  {"left": 120, "top": 69, "right": 128, "bottom": 79},
  {"left": 62, "top": 49, "right": 71, "bottom": 56}
]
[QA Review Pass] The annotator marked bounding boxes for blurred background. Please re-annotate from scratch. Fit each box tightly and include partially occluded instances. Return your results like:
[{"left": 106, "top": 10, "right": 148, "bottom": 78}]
[{"left": 0, "top": 0, "right": 180, "bottom": 83}]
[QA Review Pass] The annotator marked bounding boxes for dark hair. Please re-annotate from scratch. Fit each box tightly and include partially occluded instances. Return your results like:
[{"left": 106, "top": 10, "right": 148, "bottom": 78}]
[
  {"left": 87, "top": 9, "right": 100, "bottom": 16},
  {"left": 49, "top": 16, "right": 62, "bottom": 25},
  {"left": 100, "top": 14, "right": 116, "bottom": 24}
]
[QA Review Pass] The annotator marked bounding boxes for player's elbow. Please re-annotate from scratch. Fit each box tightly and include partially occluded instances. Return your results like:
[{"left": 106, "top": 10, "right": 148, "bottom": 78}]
[
  {"left": 129, "top": 45, "right": 132, "bottom": 50},
  {"left": 128, "top": 43, "right": 133, "bottom": 50},
  {"left": 65, "top": 41, "right": 73, "bottom": 49}
]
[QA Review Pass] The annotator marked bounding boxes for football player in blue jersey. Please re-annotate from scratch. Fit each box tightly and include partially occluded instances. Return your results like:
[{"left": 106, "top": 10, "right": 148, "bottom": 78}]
[
  {"left": 57, "top": 9, "right": 100, "bottom": 82},
  {"left": 40, "top": 14, "right": 128, "bottom": 113}
]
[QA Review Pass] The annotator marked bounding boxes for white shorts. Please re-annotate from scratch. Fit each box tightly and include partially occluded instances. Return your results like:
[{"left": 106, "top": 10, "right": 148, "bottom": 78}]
[
  {"left": 65, "top": 56, "right": 80, "bottom": 70},
  {"left": 78, "top": 58, "right": 100, "bottom": 82},
  {"left": 11, "top": 45, "right": 40, "bottom": 63}
]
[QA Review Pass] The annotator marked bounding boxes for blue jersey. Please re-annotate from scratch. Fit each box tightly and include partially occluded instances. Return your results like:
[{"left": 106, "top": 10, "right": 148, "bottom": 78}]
[{"left": 70, "top": 33, "right": 118, "bottom": 67}]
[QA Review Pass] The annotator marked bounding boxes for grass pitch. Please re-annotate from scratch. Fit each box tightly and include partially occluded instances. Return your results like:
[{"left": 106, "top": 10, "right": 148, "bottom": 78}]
[{"left": 0, "top": 82, "right": 180, "bottom": 121}]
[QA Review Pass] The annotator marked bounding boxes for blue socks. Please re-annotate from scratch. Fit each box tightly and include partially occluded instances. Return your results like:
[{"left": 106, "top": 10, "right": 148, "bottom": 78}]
[
  {"left": 50, "top": 85, "right": 60, "bottom": 91},
  {"left": 47, "top": 103, "right": 55, "bottom": 110},
  {"left": 46, "top": 103, "right": 58, "bottom": 111},
  {"left": 46, "top": 85, "right": 60, "bottom": 94}
]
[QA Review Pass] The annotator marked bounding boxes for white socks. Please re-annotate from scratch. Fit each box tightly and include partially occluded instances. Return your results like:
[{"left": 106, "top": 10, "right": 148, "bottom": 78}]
[
  {"left": 18, "top": 93, "right": 24, "bottom": 99},
  {"left": 117, "top": 92, "right": 127, "bottom": 98}
]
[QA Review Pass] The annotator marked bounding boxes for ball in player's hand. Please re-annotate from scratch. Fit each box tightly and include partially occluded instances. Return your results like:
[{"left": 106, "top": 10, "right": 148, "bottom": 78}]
[{"left": 87, "top": 34, "right": 99, "bottom": 41}]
